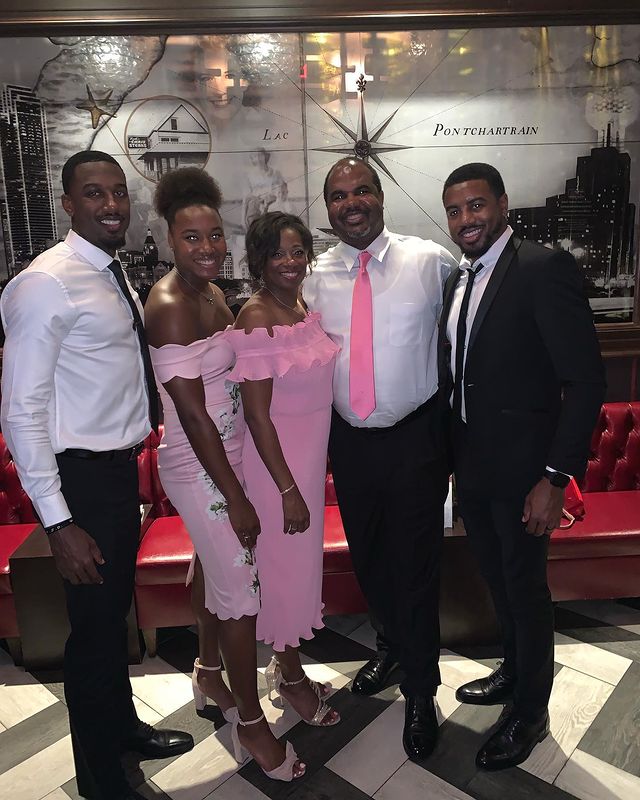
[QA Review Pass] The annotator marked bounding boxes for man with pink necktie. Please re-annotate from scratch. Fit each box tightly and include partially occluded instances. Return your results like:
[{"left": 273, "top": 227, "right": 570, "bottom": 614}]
[{"left": 303, "top": 157, "right": 457, "bottom": 760}]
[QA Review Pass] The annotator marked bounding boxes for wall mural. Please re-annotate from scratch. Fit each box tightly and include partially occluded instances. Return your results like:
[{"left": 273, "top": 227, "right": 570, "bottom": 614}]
[{"left": 0, "top": 26, "right": 638, "bottom": 320}]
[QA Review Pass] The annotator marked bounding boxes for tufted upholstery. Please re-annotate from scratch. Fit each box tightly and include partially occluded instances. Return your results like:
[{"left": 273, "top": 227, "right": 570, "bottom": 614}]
[
  {"left": 583, "top": 402, "right": 640, "bottom": 492},
  {"left": 547, "top": 401, "right": 640, "bottom": 601},
  {"left": 0, "top": 435, "right": 39, "bottom": 644}
]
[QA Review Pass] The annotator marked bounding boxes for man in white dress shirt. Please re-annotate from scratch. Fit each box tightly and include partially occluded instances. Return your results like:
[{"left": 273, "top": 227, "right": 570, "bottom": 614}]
[
  {"left": 304, "top": 157, "right": 457, "bottom": 761},
  {"left": 1, "top": 151, "right": 193, "bottom": 800}
]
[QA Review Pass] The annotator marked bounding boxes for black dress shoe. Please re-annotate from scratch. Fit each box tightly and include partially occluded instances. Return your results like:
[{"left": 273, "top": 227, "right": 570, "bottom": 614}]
[
  {"left": 402, "top": 695, "right": 438, "bottom": 762},
  {"left": 351, "top": 652, "right": 400, "bottom": 696},
  {"left": 122, "top": 722, "right": 194, "bottom": 758},
  {"left": 476, "top": 708, "right": 550, "bottom": 771},
  {"left": 456, "top": 662, "right": 515, "bottom": 706}
]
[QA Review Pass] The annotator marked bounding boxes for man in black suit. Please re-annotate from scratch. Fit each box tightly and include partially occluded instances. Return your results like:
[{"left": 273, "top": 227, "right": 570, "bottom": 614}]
[{"left": 439, "top": 163, "right": 605, "bottom": 770}]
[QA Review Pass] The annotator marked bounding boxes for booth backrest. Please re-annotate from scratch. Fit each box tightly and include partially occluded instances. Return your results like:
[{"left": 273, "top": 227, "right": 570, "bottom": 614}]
[
  {"left": 583, "top": 402, "right": 640, "bottom": 492},
  {"left": 0, "top": 435, "right": 37, "bottom": 524}
]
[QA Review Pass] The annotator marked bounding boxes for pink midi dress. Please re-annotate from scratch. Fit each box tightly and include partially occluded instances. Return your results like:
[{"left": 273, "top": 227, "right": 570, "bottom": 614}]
[
  {"left": 150, "top": 331, "right": 260, "bottom": 620},
  {"left": 228, "top": 313, "right": 339, "bottom": 650}
]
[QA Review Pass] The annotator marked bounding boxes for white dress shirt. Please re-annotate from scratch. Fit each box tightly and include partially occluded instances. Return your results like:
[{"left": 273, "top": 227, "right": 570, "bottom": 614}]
[
  {"left": 446, "top": 225, "right": 513, "bottom": 422},
  {"left": 1, "top": 230, "right": 150, "bottom": 526},
  {"left": 304, "top": 227, "right": 457, "bottom": 428}
]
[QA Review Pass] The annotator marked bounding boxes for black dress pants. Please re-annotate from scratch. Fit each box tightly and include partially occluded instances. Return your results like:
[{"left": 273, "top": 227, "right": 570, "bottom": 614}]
[
  {"left": 329, "top": 405, "right": 448, "bottom": 697},
  {"left": 57, "top": 453, "right": 141, "bottom": 800},
  {"left": 456, "top": 486, "right": 554, "bottom": 719}
]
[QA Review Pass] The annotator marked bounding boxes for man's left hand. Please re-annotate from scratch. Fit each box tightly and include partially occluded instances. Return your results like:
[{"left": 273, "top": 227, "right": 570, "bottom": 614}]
[{"left": 522, "top": 478, "right": 564, "bottom": 536}]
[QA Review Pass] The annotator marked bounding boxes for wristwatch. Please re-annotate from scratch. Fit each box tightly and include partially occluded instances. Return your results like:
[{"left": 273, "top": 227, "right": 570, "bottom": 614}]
[{"left": 544, "top": 468, "right": 571, "bottom": 489}]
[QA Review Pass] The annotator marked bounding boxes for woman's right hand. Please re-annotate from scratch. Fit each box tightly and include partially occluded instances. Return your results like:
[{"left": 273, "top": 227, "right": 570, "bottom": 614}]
[
  {"left": 282, "top": 487, "right": 310, "bottom": 535},
  {"left": 227, "top": 497, "right": 261, "bottom": 549}
]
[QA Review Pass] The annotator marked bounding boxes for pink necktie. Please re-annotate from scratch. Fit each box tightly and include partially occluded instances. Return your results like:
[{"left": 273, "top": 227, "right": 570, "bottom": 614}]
[{"left": 350, "top": 251, "right": 376, "bottom": 419}]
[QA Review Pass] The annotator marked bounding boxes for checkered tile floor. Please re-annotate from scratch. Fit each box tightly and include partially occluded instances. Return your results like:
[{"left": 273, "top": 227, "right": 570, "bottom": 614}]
[{"left": 2, "top": 599, "right": 640, "bottom": 800}]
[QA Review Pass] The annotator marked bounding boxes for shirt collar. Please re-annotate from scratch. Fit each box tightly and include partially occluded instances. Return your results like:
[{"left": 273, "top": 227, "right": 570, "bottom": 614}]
[
  {"left": 66, "top": 229, "right": 118, "bottom": 271},
  {"left": 334, "top": 226, "right": 392, "bottom": 271},
  {"left": 459, "top": 225, "right": 513, "bottom": 273}
]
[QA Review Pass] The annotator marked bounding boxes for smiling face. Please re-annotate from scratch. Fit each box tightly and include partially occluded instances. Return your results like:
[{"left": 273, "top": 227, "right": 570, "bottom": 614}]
[
  {"left": 61, "top": 161, "right": 130, "bottom": 255},
  {"left": 262, "top": 227, "right": 308, "bottom": 294},
  {"left": 443, "top": 178, "right": 508, "bottom": 262},
  {"left": 325, "top": 160, "right": 384, "bottom": 249},
  {"left": 168, "top": 204, "right": 226, "bottom": 283}
]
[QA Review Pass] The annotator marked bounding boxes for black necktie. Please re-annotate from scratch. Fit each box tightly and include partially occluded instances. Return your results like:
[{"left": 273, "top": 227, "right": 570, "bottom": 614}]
[
  {"left": 452, "top": 262, "right": 486, "bottom": 420},
  {"left": 107, "top": 259, "right": 159, "bottom": 433}
]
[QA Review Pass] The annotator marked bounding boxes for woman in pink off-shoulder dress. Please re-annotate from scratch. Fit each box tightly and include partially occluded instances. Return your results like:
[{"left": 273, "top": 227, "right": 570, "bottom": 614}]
[
  {"left": 144, "top": 170, "right": 304, "bottom": 782},
  {"left": 228, "top": 212, "right": 341, "bottom": 728}
]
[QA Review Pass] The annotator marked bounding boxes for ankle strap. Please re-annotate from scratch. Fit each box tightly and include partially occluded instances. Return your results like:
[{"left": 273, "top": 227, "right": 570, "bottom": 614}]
[
  {"left": 194, "top": 657, "right": 221, "bottom": 672},
  {"left": 280, "top": 673, "right": 307, "bottom": 687},
  {"left": 237, "top": 712, "right": 265, "bottom": 727}
]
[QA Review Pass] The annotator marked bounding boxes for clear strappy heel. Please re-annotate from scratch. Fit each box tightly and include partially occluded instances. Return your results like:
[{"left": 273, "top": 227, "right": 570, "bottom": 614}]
[
  {"left": 264, "top": 656, "right": 340, "bottom": 727},
  {"left": 230, "top": 709, "right": 305, "bottom": 781},
  {"left": 192, "top": 658, "right": 236, "bottom": 723}
]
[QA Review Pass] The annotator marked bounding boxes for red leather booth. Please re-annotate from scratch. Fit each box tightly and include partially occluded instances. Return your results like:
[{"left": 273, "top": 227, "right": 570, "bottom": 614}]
[
  {"left": 0, "top": 435, "right": 39, "bottom": 662},
  {"left": 548, "top": 401, "right": 640, "bottom": 600},
  {"left": 2, "top": 401, "right": 640, "bottom": 664}
]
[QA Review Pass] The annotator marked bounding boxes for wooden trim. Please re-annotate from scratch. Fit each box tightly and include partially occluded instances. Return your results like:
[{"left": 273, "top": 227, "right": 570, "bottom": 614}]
[
  {"left": 598, "top": 326, "right": 640, "bottom": 359},
  {"left": 1, "top": 1, "right": 639, "bottom": 36}
]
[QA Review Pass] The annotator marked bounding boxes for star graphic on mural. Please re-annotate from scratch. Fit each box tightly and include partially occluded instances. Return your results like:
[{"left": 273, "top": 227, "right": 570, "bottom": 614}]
[
  {"left": 75, "top": 84, "right": 116, "bottom": 129},
  {"left": 313, "top": 74, "right": 409, "bottom": 184}
]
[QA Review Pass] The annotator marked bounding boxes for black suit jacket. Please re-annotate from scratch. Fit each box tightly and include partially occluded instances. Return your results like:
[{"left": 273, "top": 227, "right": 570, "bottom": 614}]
[{"left": 438, "top": 235, "right": 606, "bottom": 498}]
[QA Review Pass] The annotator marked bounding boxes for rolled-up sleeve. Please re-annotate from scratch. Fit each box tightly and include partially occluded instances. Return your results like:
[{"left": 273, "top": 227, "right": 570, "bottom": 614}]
[{"left": 1, "top": 272, "right": 77, "bottom": 525}]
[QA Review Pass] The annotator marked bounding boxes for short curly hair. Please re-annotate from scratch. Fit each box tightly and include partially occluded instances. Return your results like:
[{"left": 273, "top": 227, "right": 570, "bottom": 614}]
[
  {"left": 154, "top": 167, "right": 223, "bottom": 226},
  {"left": 245, "top": 211, "right": 315, "bottom": 281}
]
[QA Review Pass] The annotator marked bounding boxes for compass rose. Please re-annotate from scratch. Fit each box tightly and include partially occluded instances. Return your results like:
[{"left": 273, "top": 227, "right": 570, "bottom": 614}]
[{"left": 313, "top": 73, "right": 409, "bottom": 184}]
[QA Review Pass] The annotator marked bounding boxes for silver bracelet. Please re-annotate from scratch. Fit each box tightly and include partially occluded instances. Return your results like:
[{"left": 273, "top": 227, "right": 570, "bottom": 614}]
[{"left": 280, "top": 483, "right": 296, "bottom": 496}]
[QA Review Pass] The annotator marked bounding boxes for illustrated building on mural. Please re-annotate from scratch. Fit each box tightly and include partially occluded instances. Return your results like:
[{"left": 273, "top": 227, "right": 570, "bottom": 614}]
[
  {"left": 130, "top": 103, "right": 209, "bottom": 182},
  {"left": 510, "top": 125, "right": 636, "bottom": 316},
  {"left": 0, "top": 84, "right": 57, "bottom": 275}
]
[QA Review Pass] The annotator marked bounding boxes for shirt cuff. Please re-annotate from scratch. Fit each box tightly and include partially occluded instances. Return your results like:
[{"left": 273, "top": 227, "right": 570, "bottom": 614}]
[
  {"left": 546, "top": 466, "right": 573, "bottom": 480},
  {"left": 33, "top": 492, "right": 72, "bottom": 529}
]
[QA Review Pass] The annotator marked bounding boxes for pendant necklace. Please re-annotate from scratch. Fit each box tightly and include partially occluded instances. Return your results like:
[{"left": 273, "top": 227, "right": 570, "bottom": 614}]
[
  {"left": 263, "top": 285, "right": 307, "bottom": 317},
  {"left": 174, "top": 267, "right": 215, "bottom": 305}
]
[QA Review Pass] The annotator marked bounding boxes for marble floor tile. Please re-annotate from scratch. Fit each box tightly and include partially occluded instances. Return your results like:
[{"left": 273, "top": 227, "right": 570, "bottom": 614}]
[
  {"left": 554, "top": 748, "right": 640, "bottom": 800},
  {"left": 347, "top": 619, "right": 378, "bottom": 651},
  {"left": 0, "top": 650, "right": 59, "bottom": 728},
  {"left": 435, "top": 682, "right": 462, "bottom": 724},
  {"left": 0, "top": 734, "right": 74, "bottom": 800},
  {"left": 133, "top": 694, "right": 165, "bottom": 727},
  {"left": 578, "top": 660, "right": 640, "bottom": 775},
  {"left": 324, "top": 613, "right": 369, "bottom": 638},
  {"left": 553, "top": 632, "right": 632, "bottom": 685},
  {"left": 560, "top": 600, "right": 640, "bottom": 628},
  {"left": 0, "top": 720, "right": 5, "bottom": 732},
  {"left": 439, "top": 649, "right": 493, "bottom": 691},
  {"left": 129, "top": 656, "right": 194, "bottom": 718},
  {"left": 42, "top": 790, "right": 73, "bottom": 800},
  {"left": 326, "top": 690, "right": 407, "bottom": 795},
  {"left": 374, "top": 760, "right": 474, "bottom": 799},
  {"left": 206, "top": 773, "right": 271, "bottom": 799},
  {"left": 152, "top": 728, "right": 239, "bottom": 800},
  {"left": 521, "top": 666, "right": 614, "bottom": 783}
]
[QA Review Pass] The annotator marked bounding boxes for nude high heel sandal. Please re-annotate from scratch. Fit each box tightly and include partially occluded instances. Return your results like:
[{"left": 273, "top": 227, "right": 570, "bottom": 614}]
[
  {"left": 192, "top": 658, "right": 236, "bottom": 723},
  {"left": 230, "top": 709, "right": 305, "bottom": 781},
  {"left": 264, "top": 656, "right": 340, "bottom": 726}
]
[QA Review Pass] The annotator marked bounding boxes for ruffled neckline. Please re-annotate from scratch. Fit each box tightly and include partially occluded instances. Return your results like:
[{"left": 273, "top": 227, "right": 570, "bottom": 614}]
[
  {"left": 229, "top": 311, "right": 321, "bottom": 341},
  {"left": 149, "top": 326, "right": 231, "bottom": 352},
  {"left": 227, "top": 312, "right": 339, "bottom": 382}
]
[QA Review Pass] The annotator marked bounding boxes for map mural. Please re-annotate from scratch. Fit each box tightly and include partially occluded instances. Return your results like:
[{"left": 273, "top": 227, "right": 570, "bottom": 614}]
[{"left": 0, "top": 26, "right": 638, "bottom": 320}]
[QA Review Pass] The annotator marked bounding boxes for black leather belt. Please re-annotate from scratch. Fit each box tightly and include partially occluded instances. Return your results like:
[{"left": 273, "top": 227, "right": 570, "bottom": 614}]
[{"left": 59, "top": 443, "right": 144, "bottom": 462}]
